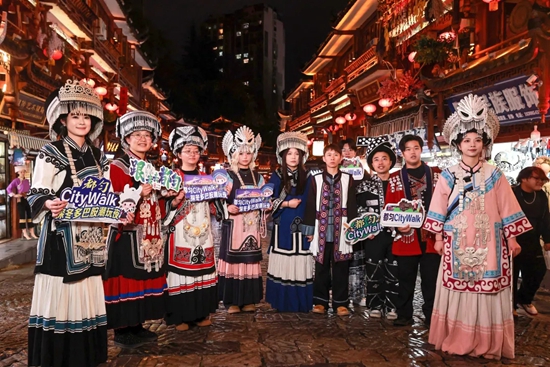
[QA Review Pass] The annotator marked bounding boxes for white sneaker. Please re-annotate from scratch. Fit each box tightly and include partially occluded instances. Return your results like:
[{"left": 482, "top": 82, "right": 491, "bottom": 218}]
[
  {"left": 369, "top": 309, "right": 382, "bottom": 318},
  {"left": 386, "top": 310, "right": 398, "bottom": 320},
  {"left": 520, "top": 303, "right": 538, "bottom": 315}
]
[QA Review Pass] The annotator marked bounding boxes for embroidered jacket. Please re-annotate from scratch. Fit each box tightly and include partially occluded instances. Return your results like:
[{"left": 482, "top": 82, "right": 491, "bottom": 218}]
[
  {"left": 385, "top": 163, "right": 441, "bottom": 256},
  {"left": 302, "top": 170, "right": 357, "bottom": 263}
]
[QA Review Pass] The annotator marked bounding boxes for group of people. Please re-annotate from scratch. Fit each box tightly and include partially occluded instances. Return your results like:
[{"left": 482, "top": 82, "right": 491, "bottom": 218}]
[{"left": 25, "top": 80, "right": 547, "bottom": 367}]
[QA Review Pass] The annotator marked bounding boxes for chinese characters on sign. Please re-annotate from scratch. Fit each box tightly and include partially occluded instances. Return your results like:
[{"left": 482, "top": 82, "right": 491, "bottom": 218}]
[
  {"left": 380, "top": 199, "right": 425, "bottom": 228},
  {"left": 129, "top": 158, "right": 182, "bottom": 191},
  {"left": 0, "top": 91, "right": 46, "bottom": 126},
  {"left": 446, "top": 76, "right": 549, "bottom": 125},
  {"left": 234, "top": 184, "right": 274, "bottom": 212},
  {"left": 340, "top": 157, "right": 364, "bottom": 180},
  {"left": 184, "top": 169, "right": 230, "bottom": 202},
  {"left": 57, "top": 177, "right": 122, "bottom": 223},
  {"left": 344, "top": 212, "right": 381, "bottom": 245}
]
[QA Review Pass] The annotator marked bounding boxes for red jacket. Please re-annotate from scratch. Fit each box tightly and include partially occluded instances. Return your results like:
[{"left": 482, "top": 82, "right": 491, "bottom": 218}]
[{"left": 385, "top": 163, "right": 440, "bottom": 256}]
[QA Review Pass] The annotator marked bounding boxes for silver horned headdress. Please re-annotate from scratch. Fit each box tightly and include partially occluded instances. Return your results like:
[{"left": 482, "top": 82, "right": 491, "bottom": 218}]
[
  {"left": 45, "top": 79, "right": 104, "bottom": 141},
  {"left": 443, "top": 93, "right": 500, "bottom": 152},
  {"left": 222, "top": 126, "right": 262, "bottom": 162},
  {"left": 276, "top": 132, "right": 309, "bottom": 165},
  {"left": 116, "top": 110, "right": 162, "bottom": 150},
  {"left": 168, "top": 125, "right": 208, "bottom": 153}
]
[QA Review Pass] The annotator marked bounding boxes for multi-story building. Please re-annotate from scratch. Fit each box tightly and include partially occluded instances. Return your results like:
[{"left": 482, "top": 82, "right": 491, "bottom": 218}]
[
  {"left": 283, "top": 0, "right": 550, "bottom": 162},
  {"left": 0, "top": 0, "right": 172, "bottom": 240},
  {"left": 202, "top": 4, "right": 285, "bottom": 125}
]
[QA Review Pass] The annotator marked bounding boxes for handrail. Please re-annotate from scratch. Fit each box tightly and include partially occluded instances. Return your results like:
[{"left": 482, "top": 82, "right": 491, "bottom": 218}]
[{"left": 470, "top": 31, "right": 529, "bottom": 59}]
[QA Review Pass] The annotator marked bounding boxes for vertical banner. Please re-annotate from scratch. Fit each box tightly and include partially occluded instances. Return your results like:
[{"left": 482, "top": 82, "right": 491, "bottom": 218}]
[{"left": 119, "top": 87, "right": 128, "bottom": 115}]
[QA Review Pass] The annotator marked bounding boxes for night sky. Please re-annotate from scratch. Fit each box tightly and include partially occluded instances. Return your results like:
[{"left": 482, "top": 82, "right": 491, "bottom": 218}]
[{"left": 143, "top": 0, "right": 350, "bottom": 91}]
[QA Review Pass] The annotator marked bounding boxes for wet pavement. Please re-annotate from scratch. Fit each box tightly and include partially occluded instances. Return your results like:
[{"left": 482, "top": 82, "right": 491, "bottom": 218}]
[{"left": 2, "top": 244, "right": 550, "bottom": 366}]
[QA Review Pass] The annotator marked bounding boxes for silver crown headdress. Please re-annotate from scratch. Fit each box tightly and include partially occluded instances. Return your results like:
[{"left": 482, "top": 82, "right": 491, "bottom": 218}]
[
  {"left": 116, "top": 110, "right": 162, "bottom": 149},
  {"left": 168, "top": 125, "right": 208, "bottom": 153},
  {"left": 222, "top": 126, "right": 262, "bottom": 162},
  {"left": 45, "top": 79, "right": 104, "bottom": 141},
  {"left": 276, "top": 132, "right": 309, "bottom": 165},
  {"left": 443, "top": 94, "right": 500, "bottom": 152}
]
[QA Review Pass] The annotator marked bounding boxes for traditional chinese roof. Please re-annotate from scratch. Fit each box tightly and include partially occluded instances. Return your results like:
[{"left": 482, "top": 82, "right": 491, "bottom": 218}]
[{"left": 423, "top": 38, "right": 537, "bottom": 94}]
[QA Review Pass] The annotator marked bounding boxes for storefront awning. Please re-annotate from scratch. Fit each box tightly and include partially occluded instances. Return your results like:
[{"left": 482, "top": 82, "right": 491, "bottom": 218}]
[{"left": 8, "top": 132, "right": 50, "bottom": 152}]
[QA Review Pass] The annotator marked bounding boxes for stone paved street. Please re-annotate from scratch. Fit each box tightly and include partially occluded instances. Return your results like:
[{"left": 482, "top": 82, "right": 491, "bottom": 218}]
[{"left": 2, "top": 247, "right": 550, "bottom": 366}]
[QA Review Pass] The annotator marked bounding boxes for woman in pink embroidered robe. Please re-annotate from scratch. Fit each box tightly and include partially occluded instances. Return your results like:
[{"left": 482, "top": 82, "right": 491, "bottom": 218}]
[{"left": 424, "top": 161, "right": 531, "bottom": 359}]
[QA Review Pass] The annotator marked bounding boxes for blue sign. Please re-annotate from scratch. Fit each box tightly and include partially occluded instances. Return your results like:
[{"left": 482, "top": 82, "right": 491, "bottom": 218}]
[
  {"left": 446, "top": 75, "right": 548, "bottom": 126},
  {"left": 234, "top": 184, "right": 274, "bottom": 212},
  {"left": 184, "top": 169, "right": 230, "bottom": 202}
]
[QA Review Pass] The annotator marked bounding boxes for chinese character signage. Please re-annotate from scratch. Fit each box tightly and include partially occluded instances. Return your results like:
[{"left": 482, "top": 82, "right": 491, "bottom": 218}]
[
  {"left": 344, "top": 212, "right": 381, "bottom": 245},
  {"left": 446, "top": 75, "right": 549, "bottom": 125},
  {"left": 340, "top": 157, "right": 364, "bottom": 180},
  {"left": 0, "top": 91, "right": 46, "bottom": 126},
  {"left": 57, "top": 177, "right": 122, "bottom": 223},
  {"left": 234, "top": 184, "right": 274, "bottom": 212},
  {"left": 380, "top": 199, "right": 425, "bottom": 228},
  {"left": 129, "top": 158, "right": 182, "bottom": 191},
  {"left": 184, "top": 169, "right": 230, "bottom": 202}
]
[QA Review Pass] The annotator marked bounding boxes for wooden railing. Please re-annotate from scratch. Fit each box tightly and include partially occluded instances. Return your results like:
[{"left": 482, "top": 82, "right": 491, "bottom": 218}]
[
  {"left": 344, "top": 46, "right": 377, "bottom": 75},
  {"left": 43, "top": 0, "right": 96, "bottom": 37},
  {"left": 470, "top": 31, "right": 529, "bottom": 60}
]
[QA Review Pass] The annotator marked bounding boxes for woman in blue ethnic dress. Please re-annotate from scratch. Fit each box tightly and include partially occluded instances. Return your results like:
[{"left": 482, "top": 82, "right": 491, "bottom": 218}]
[
  {"left": 27, "top": 79, "right": 109, "bottom": 367},
  {"left": 265, "top": 132, "right": 314, "bottom": 312}
]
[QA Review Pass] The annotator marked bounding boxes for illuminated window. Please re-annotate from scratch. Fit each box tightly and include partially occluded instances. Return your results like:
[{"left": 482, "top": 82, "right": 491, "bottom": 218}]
[
  {"left": 219, "top": 29, "right": 223, "bottom": 34},
  {"left": 219, "top": 68, "right": 223, "bottom": 73},
  {"left": 244, "top": 52, "right": 249, "bottom": 57},
  {"left": 236, "top": 54, "right": 242, "bottom": 59},
  {"left": 244, "top": 81, "right": 249, "bottom": 86},
  {"left": 243, "top": 23, "right": 249, "bottom": 29},
  {"left": 218, "top": 35, "right": 224, "bottom": 40},
  {"left": 219, "top": 51, "right": 223, "bottom": 56},
  {"left": 213, "top": 46, "right": 218, "bottom": 50},
  {"left": 236, "top": 31, "right": 242, "bottom": 37},
  {"left": 243, "top": 58, "right": 249, "bottom": 63}
]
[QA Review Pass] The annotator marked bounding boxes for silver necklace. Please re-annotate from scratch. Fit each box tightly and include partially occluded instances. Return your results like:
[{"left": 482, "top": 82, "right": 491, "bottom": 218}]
[{"left": 520, "top": 190, "right": 536, "bottom": 205}]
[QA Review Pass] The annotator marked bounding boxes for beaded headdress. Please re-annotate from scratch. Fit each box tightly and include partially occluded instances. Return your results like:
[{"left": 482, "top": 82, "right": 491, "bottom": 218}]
[
  {"left": 276, "top": 132, "right": 309, "bottom": 165},
  {"left": 168, "top": 126, "right": 208, "bottom": 153},
  {"left": 358, "top": 135, "right": 397, "bottom": 170},
  {"left": 45, "top": 79, "right": 104, "bottom": 141},
  {"left": 443, "top": 94, "right": 500, "bottom": 152},
  {"left": 116, "top": 110, "right": 162, "bottom": 149},
  {"left": 222, "top": 126, "right": 262, "bottom": 162}
]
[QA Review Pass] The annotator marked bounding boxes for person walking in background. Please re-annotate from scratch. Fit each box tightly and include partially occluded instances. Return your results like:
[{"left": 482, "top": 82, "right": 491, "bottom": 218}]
[
  {"left": 386, "top": 134, "right": 441, "bottom": 327},
  {"left": 425, "top": 94, "right": 529, "bottom": 359},
  {"left": 512, "top": 166, "right": 550, "bottom": 317},
  {"left": 7, "top": 166, "right": 38, "bottom": 240},
  {"left": 353, "top": 136, "right": 398, "bottom": 319},
  {"left": 102, "top": 111, "right": 167, "bottom": 348},
  {"left": 218, "top": 126, "right": 264, "bottom": 314},
  {"left": 27, "top": 79, "right": 109, "bottom": 366},
  {"left": 265, "top": 132, "right": 313, "bottom": 312},
  {"left": 303, "top": 144, "right": 357, "bottom": 316}
]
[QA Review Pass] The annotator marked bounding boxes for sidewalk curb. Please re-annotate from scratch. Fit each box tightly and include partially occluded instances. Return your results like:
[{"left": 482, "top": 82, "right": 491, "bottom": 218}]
[{"left": 0, "top": 239, "right": 37, "bottom": 270}]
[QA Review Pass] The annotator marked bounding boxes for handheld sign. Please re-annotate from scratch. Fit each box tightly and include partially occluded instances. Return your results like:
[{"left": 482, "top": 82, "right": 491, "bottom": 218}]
[
  {"left": 234, "top": 184, "right": 274, "bottom": 212},
  {"left": 340, "top": 157, "right": 364, "bottom": 180},
  {"left": 57, "top": 177, "right": 122, "bottom": 223},
  {"left": 344, "top": 212, "right": 381, "bottom": 244},
  {"left": 184, "top": 169, "right": 230, "bottom": 202},
  {"left": 380, "top": 199, "right": 425, "bottom": 228},
  {"left": 129, "top": 158, "right": 182, "bottom": 192}
]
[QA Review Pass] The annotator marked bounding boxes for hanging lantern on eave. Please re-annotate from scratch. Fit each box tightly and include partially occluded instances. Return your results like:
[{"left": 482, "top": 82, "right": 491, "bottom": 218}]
[
  {"left": 335, "top": 116, "right": 346, "bottom": 125},
  {"left": 482, "top": 0, "right": 499, "bottom": 11},
  {"left": 345, "top": 112, "right": 357, "bottom": 121}
]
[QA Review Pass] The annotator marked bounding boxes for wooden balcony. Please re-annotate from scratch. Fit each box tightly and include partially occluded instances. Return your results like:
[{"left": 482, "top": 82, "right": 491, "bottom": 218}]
[
  {"left": 93, "top": 36, "right": 120, "bottom": 70},
  {"left": 287, "top": 111, "right": 311, "bottom": 132},
  {"left": 42, "top": 0, "right": 97, "bottom": 37},
  {"left": 309, "top": 94, "right": 328, "bottom": 114},
  {"left": 345, "top": 46, "right": 378, "bottom": 83}
]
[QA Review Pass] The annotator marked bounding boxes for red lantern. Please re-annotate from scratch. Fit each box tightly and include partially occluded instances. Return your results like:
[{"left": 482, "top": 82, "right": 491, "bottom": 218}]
[
  {"left": 345, "top": 113, "right": 357, "bottom": 121},
  {"left": 379, "top": 98, "right": 393, "bottom": 108},
  {"left": 363, "top": 104, "right": 376, "bottom": 114},
  {"left": 408, "top": 51, "right": 417, "bottom": 63},
  {"left": 335, "top": 116, "right": 346, "bottom": 125},
  {"left": 105, "top": 103, "right": 118, "bottom": 112},
  {"left": 95, "top": 86, "right": 108, "bottom": 96},
  {"left": 307, "top": 139, "right": 313, "bottom": 146},
  {"left": 483, "top": 0, "right": 499, "bottom": 10},
  {"left": 83, "top": 78, "right": 95, "bottom": 88},
  {"left": 51, "top": 49, "right": 63, "bottom": 61}
]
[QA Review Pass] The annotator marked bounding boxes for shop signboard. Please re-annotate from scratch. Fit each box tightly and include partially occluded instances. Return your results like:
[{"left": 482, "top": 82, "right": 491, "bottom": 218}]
[
  {"left": 446, "top": 75, "right": 549, "bottom": 125},
  {"left": 0, "top": 91, "right": 46, "bottom": 126}
]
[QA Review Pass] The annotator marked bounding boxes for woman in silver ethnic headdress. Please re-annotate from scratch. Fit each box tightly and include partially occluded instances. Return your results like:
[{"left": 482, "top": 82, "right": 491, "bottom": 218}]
[
  {"left": 218, "top": 126, "right": 264, "bottom": 314},
  {"left": 162, "top": 126, "right": 220, "bottom": 331},
  {"left": 103, "top": 110, "right": 167, "bottom": 348},
  {"left": 27, "top": 79, "right": 109, "bottom": 367},
  {"left": 424, "top": 94, "right": 530, "bottom": 359},
  {"left": 264, "top": 132, "right": 315, "bottom": 312}
]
